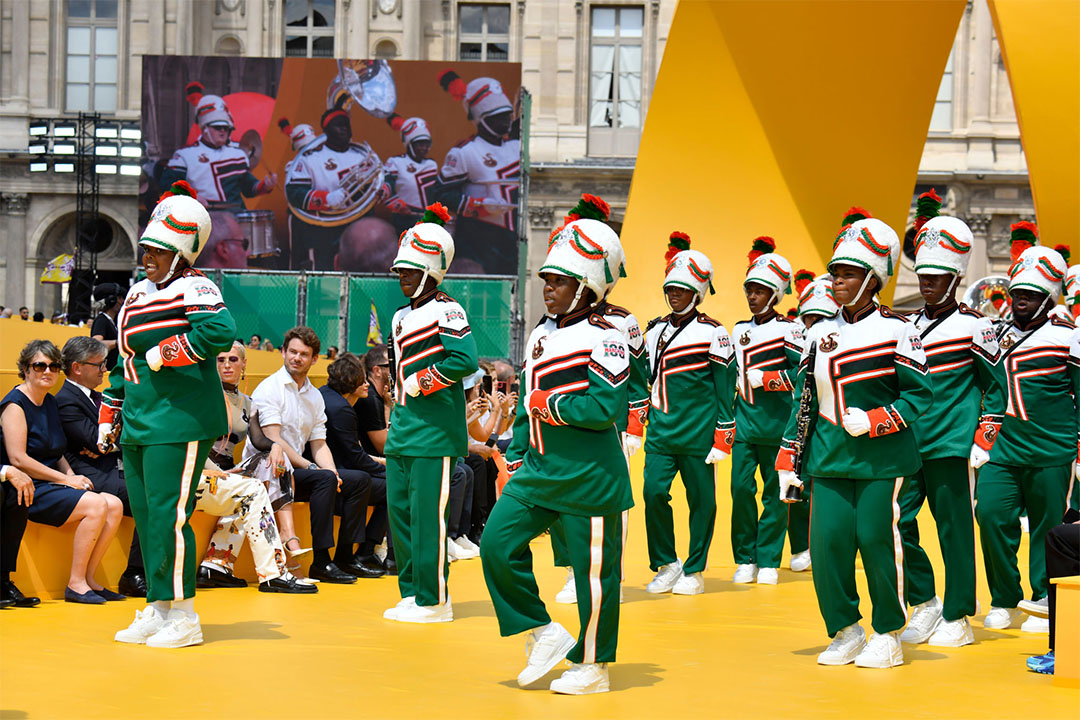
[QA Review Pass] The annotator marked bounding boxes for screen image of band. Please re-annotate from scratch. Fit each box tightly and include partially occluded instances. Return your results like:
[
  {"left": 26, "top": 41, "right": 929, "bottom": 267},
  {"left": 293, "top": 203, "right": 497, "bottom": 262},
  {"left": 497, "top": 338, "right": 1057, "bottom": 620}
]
[{"left": 140, "top": 56, "right": 523, "bottom": 274}]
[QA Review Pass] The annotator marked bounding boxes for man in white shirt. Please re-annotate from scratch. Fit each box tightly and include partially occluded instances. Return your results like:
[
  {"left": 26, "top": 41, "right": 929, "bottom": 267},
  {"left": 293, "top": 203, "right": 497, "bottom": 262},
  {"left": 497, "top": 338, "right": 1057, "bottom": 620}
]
[{"left": 247, "top": 326, "right": 371, "bottom": 584}]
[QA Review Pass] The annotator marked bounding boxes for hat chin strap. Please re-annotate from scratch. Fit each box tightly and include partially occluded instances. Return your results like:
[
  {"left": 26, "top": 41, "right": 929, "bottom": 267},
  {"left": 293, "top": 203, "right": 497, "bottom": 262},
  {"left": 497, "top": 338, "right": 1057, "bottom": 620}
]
[
  {"left": 666, "top": 293, "right": 699, "bottom": 316},
  {"left": 843, "top": 272, "right": 876, "bottom": 308},
  {"left": 411, "top": 269, "right": 431, "bottom": 299}
]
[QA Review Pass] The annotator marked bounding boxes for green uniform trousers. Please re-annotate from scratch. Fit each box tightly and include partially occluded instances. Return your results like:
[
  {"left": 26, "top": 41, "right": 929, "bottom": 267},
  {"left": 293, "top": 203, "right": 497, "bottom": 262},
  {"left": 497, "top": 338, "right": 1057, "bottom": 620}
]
[
  {"left": 810, "top": 476, "right": 907, "bottom": 637},
  {"left": 550, "top": 509, "right": 630, "bottom": 581},
  {"left": 386, "top": 455, "right": 452, "bottom": 607},
  {"left": 898, "top": 456, "right": 976, "bottom": 621},
  {"left": 122, "top": 439, "right": 213, "bottom": 603},
  {"left": 643, "top": 451, "right": 715, "bottom": 575},
  {"left": 975, "top": 461, "right": 1071, "bottom": 606},
  {"left": 730, "top": 441, "right": 809, "bottom": 568},
  {"left": 481, "top": 493, "right": 623, "bottom": 663}
]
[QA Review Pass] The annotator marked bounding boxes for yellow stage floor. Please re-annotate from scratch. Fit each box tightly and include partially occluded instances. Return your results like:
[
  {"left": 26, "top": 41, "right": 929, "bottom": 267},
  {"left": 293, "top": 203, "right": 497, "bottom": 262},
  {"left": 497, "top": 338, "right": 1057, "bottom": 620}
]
[{"left": 1, "top": 485, "right": 1075, "bottom": 719}]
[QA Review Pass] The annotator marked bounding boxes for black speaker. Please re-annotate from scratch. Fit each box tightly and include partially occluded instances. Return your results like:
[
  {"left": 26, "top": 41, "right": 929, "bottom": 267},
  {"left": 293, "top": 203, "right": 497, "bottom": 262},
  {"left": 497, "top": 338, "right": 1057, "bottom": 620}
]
[{"left": 77, "top": 217, "right": 113, "bottom": 254}]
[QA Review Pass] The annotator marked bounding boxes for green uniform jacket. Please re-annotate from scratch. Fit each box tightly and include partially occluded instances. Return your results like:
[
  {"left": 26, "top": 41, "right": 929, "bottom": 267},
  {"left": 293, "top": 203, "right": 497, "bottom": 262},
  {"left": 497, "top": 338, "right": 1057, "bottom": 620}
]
[
  {"left": 103, "top": 270, "right": 237, "bottom": 445},
  {"left": 597, "top": 302, "right": 650, "bottom": 434},
  {"left": 385, "top": 288, "right": 479, "bottom": 458},
  {"left": 731, "top": 313, "right": 803, "bottom": 446}
]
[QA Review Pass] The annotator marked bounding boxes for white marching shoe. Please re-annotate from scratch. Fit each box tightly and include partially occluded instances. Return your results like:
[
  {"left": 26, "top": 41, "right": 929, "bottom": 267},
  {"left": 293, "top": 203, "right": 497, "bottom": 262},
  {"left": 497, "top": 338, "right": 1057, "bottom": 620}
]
[
  {"left": 900, "top": 596, "right": 943, "bottom": 644},
  {"left": 393, "top": 597, "right": 453, "bottom": 624},
  {"left": 817, "top": 623, "right": 866, "bottom": 665},
  {"left": 1020, "top": 615, "right": 1050, "bottom": 633},
  {"left": 517, "top": 622, "right": 576, "bottom": 687},
  {"left": 446, "top": 538, "right": 464, "bottom": 562},
  {"left": 382, "top": 596, "right": 416, "bottom": 620},
  {"left": 646, "top": 560, "right": 683, "bottom": 594},
  {"left": 756, "top": 568, "right": 779, "bottom": 585},
  {"left": 928, "top": 617, "right": 974, "bottom": 647},
  {"left": 114, "top": 606, "right": 167, "bottom": 644},
  {"left": 854, "top": 631, "right": 904, "bottom": 668},
  {"left": 455, "top": 535, "right": 481, "bottom": 555},
  {"left": 790, "top": 550, "right": 812, "bottom": 572},
  {"left": 451, "top": 536, "right": 479, "bottom": 559},
  {"left": 549, "top": 663, "right": 610, "bottom": 695},
  {"left": 983, "top": 606, "right": 1023, "bottom": 629},
  {"left": 671, "top": 571, "right": 704, "bottom": 595},
  {"left": 1018, "top": 596, "right": 1049, "bottom": 619},
  {"left": 145, "top": 609, "right": 203, "bottom": 649},
  {"left": 732, "top": 563, "right": 757, "bottom": 584},
  {"left": 555, "top": 569, "right": 577, "bottom": 604}
]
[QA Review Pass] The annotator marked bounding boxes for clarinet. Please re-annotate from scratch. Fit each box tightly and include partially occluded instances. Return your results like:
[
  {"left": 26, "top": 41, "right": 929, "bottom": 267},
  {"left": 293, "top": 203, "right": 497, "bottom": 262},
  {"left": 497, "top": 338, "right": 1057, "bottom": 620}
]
[{"left": 786, "top": 341, "right": 817, "bottom": 503}]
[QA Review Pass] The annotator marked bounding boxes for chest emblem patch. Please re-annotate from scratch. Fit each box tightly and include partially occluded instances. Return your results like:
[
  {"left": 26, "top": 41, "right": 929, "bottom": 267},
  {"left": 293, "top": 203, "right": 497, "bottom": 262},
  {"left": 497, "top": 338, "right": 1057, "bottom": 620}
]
[
  {"left": 739, "top": 332, "right": 751, "bottom": 346},
  {"left": 406, "top": 163, "right": 416, "bottom": 173},
  {"left": 198, "top": 154, "right": 209, "bottom": 163},
  {"left": 532, "top": 337, "right": 545, "bottom": 360},
  {"left": 483, "top": 153, "right": 497, "bottom": 167},
  {"left": 325, "top": 159, "right": 337, "bottom": 171},
  {"left": 819, "top": 332, "right": 839, "bottom": 353},
  {"left": 1000, "top": 333, "right": 1015, "bottom": 349},
  {"left": 395, "top": 322, "right": 403, "bottom": 337}
]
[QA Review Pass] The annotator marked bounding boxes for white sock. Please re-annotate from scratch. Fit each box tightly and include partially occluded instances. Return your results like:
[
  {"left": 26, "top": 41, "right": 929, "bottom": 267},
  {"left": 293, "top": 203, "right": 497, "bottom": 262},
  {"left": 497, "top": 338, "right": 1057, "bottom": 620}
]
[
  {"left": 150, "top": 600, "right": 170, "bottom": 615},
  {"left": 172, "top": 598, "right": 196, "bottom": 619}
]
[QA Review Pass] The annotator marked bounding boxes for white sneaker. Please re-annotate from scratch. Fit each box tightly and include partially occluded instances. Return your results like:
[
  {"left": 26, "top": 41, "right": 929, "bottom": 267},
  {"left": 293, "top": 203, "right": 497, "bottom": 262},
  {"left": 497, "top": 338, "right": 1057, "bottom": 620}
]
[
  {"left": 900, "top": 596, "right": 943, "bottom": 644},
  {"left": 646, "top": 560, "right": 683, "bottom": 594},
  {"left": 1019, "top": 596, "right": 1049, "bottom": 619},
  {"left": 145, "top": 609, "right": 203, "bottom": 649},
  {"left": 790, "top": 550, "right": 812, "bottom": 572},
  {"left": 114, "top": 606, "right": 167, "bottom": 644},
  {"left": 383, "top": 596, "right": 416, "bottom": 620},
  {"left": 983, "top": 606, "right": 1023, "bottom": 629},
  {"left": 756, "top": 567, "right": 779, "bottom": 585},
  {"left": 733, "top": 563, "right": 757, "bottom": 584},
  {"left": 854, "top": 631, "right": 904, "bottom": 668},
  {"left": 393, "top": 598, "right": 453, "bottom": 624},
  {"left": 672, "top": 572, "right": 704, "bottom": 595},
  {"left": 446, "top": 538, "right": 463, "bottom": 562},
  {"left": 1020, "top": 615, "right": 1049, "bottom": 633},
  {"left": 549, "top": 663, "right": 610, "bottom": 695},
  {"left": 817, "top": 623, "right": 866, "bottom": 665},
  {"left": 518, "top": 623, "right": 576, "bottom": 687},
  {"left": 1019, "top": 515, "right": 1029, "bottom": 533},
  {"left": 455, "top": 535, "right": 481, "bottom": 555},
  {"left": 452, "top": 536, "right": 479, "bottom": 559},
  {"left": 928, "top": 617, "right": 974, "bottom": 647},
  {"left": 555, "top": 569, "right": 577, "bottom": 604}
]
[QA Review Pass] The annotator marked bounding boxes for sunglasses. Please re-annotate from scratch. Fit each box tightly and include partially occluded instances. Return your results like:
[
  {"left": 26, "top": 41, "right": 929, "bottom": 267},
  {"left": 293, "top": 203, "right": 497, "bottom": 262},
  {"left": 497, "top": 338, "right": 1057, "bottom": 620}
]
[
  {"left": 78, "top": 360, "right": 109, "bottom": 371},
  {"left": 217, "top": 356, "right": 243, "bottom": 364},
  {"left": 30, "top": 362, "right": 62, "bottom": 373}
]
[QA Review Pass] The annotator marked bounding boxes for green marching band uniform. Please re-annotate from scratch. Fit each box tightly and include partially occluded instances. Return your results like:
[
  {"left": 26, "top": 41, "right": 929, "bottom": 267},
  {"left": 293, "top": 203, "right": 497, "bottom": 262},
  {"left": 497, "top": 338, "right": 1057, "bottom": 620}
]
[
  {"left": 642, "top": 233, "right": 735, "bottom": 594},
  {"left": 101, "top": 184, "right": 237, "bottom": 615},
  {"left": 897, "top": 196, "right": 1001, "bottom": 646},
  {"left": 730, "top": 237, "right": 808, "bottom": 583},
  {"left": 974, "top": 230, "right": 1079, "bottom": 618},
  {"left": 481, "top": 213, "right": 631, "bottom": 694},
  {"left": 384, "top": 204, "right": 479, "bottom": 619},
  {"left": 776, "top": 215, "right": 934, "bottom": 668}
]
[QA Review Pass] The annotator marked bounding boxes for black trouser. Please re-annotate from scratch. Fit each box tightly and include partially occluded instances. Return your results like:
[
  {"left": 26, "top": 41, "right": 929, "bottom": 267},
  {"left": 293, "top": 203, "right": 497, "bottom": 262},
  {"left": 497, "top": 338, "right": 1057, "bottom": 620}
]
[
  {"left": 0, "top": 483, "right": 29, "bottom": 580},
  {"left": 1046, "top": 522, "right": 1080, "bottom": 651},
  {"left": 360, "top": 469, "right": 388, "bottom": 556},
  {"left": 448, "top": 460, "right": 474, "bottom": 539},
  {"left": 464, "top": 453, "right": 497, "bottom": 537},
  {"left": 93, "top": 467, "right": 143, "bottom": 573},
  {"left": 294, "top": 467, "right": 368, "bottom": 552}
]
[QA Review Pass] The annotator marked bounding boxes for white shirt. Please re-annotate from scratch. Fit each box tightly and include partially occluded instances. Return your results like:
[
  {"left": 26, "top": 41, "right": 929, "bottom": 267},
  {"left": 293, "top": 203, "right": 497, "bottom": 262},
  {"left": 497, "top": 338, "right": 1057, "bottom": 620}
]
[{"left": 244, "top": 365, "right": 327, "bottom": 461}]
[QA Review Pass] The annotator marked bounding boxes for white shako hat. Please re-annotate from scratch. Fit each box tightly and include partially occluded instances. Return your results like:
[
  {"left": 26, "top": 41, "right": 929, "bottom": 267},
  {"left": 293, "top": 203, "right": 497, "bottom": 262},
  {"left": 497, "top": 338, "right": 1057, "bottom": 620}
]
[
  {"left": 1008, "top": 244, "right": 1068, "bottom": 301},
  {"left": 538, "top": 219, "right": 622, "bottom": 308},
  {"left": 278, "top": 118, "right": 317, "bottom": 151},
  {"left": 140, "top": 181, "right": 212, "bottom": 276},
  {"left": 186, "top": 82, "right": 233, "bottom": 129},
  {"left": 1064, "top": 264, "right": 1080, "bottom": 311},
  {"left": 663, "top": 232, "right": 714, "bottom": 302},
  {"left": 914, "top": 216, "right": 974, "bottom": 276},
  {"left": 743, "top": 236, "right": 792, "bottom": 304},
  {"left": 391, "top": 203, "right": 456, "bottom": 296},
  {"left": 794, "top": 270, "right": 839, "bottom": 318},
  {"left": 438, "top": 70, "right": 513, "bottom": 125},
  {"left": 828, "top": 217, "right": 901, "bottom": 290}
]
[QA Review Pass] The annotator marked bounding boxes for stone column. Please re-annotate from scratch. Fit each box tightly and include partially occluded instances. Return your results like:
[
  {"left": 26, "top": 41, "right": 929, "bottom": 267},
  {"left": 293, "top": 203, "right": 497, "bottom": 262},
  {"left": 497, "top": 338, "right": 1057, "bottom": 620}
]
[{"left": 0, "top": 193, "right": 31, "bottom": 309}]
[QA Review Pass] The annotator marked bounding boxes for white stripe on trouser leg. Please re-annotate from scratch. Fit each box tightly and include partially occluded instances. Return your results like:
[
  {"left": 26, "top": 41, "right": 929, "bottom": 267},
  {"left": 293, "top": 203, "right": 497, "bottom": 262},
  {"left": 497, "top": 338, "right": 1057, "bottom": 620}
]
[
  {"left": 621, "top": 444, "right": 630, "bottom": 582},
  {"left": 437, "top": 457, "right": 450, "bottom": 605},
  {"left": 174, "top": 441, "right": 199, "bottom": 600},
  {"left": 967, "top": 463, "right": 978, "bottom": 600},
  {"left": 891, "top": 477, "right": 907, "bottom": 623},
  {"left": 584, "top": 516, "right": 604, "bottom": 664}
]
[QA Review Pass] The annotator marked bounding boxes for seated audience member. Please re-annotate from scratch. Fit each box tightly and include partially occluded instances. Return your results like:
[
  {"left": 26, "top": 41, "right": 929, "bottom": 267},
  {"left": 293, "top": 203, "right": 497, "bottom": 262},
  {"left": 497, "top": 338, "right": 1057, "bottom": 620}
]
[
  {"left": 326, "top": 346, "right": 339, "bottom": 361},
  {"left": 460, "top": 370, "right": 513, "bottom": 544},
  {"left": 32, "top": 312, "right": 44, "bottom": 323},
  {"left": 0, "top": 308, "right": 13, "bottom": 319},
  {"left": 247, "top": 334, "right": 262, "bottom": 350},
  {"left": 319, "top": 353, "right": 387, "bottom": 577},
  {"left": 246, "top": 326, "right": 372, "bottom": 584},
  {"left": 56, "top": 336, "right": 146, "bottom": 597},
  {"left": 445, "top": 459, "right": 476, "bottom": 561},
  {"left": 90, "top": 282, "right": 124, "bottom": 371},
  {"left": 1024, "top": 514, "right": 1080, "bottom": 676},
  {"left": 260, "top": 339, "right": 275, "bottom": 352},
  {"left": 355, "top": 344, "right": 391, "bottom": 456},
  {"left": 197, "top": 342, "right": 315, "bottom": 594},
  {"left": 0, "top": 340, "right": 123, "bottom": 605},
  {"left": 0, "top": 463, "right": 35, "bottom": 608},
  {"left": 19, "top": 307, "right": 29, "bottom": 320}
]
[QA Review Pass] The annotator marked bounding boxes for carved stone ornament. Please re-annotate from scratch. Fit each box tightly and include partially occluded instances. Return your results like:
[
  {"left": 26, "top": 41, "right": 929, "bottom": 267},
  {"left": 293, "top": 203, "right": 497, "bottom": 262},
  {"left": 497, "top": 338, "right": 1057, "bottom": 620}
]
[{"left": 0, "top": 193, "right": 30, "bottom": 214}]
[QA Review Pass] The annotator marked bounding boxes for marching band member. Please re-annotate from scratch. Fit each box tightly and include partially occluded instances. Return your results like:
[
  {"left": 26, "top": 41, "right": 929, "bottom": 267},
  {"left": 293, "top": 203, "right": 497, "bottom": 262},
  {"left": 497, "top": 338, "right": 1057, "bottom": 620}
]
[
  {"left": 794, "top": 271, "right": 840, "bottom": 330},
  {"left": 729, "top": 237, "right": 807, "bottom": 585},
  {"left": 641, "top": 233, "right": 735, "bottom": 596},
  {"left": 383, "top": 115, "right": 439, "bottom": 235},
  {"left": 481, "top": 215, "right": 631, "bottom": 694},
  {"left": 776, "top": 216, "right": 933, "bottom": 668}
]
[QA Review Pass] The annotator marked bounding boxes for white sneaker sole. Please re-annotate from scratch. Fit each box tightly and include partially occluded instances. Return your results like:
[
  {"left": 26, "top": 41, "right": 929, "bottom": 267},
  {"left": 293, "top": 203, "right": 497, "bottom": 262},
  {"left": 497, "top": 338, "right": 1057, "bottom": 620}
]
[
  {"left": 114, "top": 629, "right": 161, "bottom": 645},
  {"left": 146, "top": 630, "right": 203, "bottom": 648},
  {"left": 982, "top": 614, "right": 1018, "bottom": 630},
  {"left": 645, "top": 580, "right": 679, "bottom": 594},
  {"left": 900, "top": 618, "right": 942, "bottom": 644},
  {"left": 550, "top": 678, "right": 610, "bottom": 695},
  {"left": 518, "top": 632, "right": 576, "bottom": 687},
  {"left": 671, "top": 582, "right": 704, "bottom": 595},
  {"left": 927, "top": 631, "right": 974, "bottom": 648},
  {"left": 817, "top": 639, "right": 866, "bottom": 665},
  {"left": 854, "top": 648, "right": 904, "bottom": 668},
  {"left": 1018, "top": 599, "right": 1049, "bottom": 619}
]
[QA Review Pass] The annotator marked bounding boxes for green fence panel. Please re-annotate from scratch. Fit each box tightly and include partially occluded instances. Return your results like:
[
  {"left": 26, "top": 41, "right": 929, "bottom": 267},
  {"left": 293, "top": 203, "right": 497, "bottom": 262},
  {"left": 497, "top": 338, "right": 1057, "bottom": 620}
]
[
  {"left": 304, "top": 275, "right": 342, "bottom": 351},
  {"left": 219, "top": 272, "right": 298, "bottom": 348}
]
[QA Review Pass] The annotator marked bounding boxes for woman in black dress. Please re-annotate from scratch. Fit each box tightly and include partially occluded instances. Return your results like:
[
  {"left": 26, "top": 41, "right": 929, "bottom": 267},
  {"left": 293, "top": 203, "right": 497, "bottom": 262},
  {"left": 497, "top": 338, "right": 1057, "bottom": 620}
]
[
  {"left": 0, "top": 339, "right": 124, "bottom": 604},
  {"left": 91, "top": 283, "right": 123, "bottom": 371}
]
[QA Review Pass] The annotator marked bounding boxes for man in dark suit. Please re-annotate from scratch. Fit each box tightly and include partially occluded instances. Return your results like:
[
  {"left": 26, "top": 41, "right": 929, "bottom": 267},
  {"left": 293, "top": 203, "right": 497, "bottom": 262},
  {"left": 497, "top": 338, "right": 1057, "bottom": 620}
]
[
  {"left": 57, "top": 336, "right": 146, "bottom": 596},
  {"left": 320, "top": 354, "right": 388, "bottom": 577}
]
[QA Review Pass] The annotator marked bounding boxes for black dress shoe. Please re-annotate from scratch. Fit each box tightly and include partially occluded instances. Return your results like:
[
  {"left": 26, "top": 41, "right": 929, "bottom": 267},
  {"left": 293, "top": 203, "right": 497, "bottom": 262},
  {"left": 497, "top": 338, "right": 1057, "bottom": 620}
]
[
  {"left": 259, "top": 575, "right": 318, "bottom": 594},
  {"left": 1, "top": 598, "right": 14, "bottom": 609},
  {"left": 308, "top": 562, "right": 357, "bottom": 584},
  {"left": 196, "top": 565, "right": 248, "bottom": 588},
  {"left": 340, "top": 554, "right": 386, "bottom": 578},
  {"left": 65, "top": 586, "right": 106, "bottom": 604},
  {"left": 383, "top": 557, "right": 398, "bottom": 576},
  {"left": 118, "top": 572, "right": 147, "bottom": 598},
  {"left": 2, "top": 581, "right": 41, "bottom": 608}
]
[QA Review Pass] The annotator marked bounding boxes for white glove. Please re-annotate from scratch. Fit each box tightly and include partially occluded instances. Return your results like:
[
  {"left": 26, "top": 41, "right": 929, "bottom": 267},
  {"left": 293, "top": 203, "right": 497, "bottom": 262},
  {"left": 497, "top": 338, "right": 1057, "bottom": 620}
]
[
  {"left": 779, "top": 469, "right": 803, "bottom": 502},
  {"left": 97, "top": 423, "right": 113, "bottom": 452},
  {"left": 402, "top": 373, "right": 421, "bottom": 397},
  {"left": 841, "top": 407, "right": 870, "bottom": 437},
  {"left": 705, "top": 447, "right": 729, "bottom": 464},
  {"left": 969, "top": 444, "right": 991, "bottom": 469},
  {"left": 326, "top": 188, "right": 347, "bottom": 207},
  {"left": 622, "top": 433, "right": 642, "bottom": 457},
  {"left": 145, "top": 345, "right": 163, "bottom": 372},
  {"left": 746, "top": 369, "right": 765, "bottom": 389}
]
